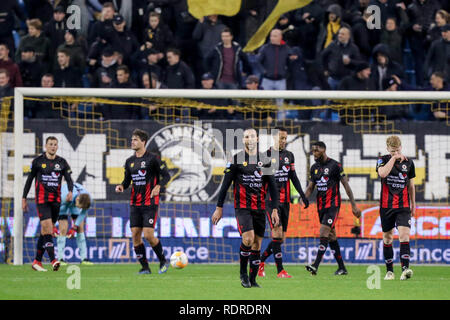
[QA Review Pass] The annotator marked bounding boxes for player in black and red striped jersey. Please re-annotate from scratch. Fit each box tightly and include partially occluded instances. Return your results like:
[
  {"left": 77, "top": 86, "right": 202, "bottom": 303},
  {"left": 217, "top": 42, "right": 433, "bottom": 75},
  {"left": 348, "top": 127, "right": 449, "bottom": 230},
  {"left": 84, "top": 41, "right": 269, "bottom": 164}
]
[
  {"left": 212, "top": 128, "right": 279, "bottom": 288},
  {"left": 304, "top": 141, "right": 361, "bottom": 276},
  {"left": 376, "top": 135, "right": 416, "bottom": 281},
  {"left": 116, "top": 129, "right": 171, "bottom": 275},
  {"left": 22, "top": 136, "right": 74, "bottom": 272},
  {"left": 258, "top": 127, "right": 309, "bottom": 279}
]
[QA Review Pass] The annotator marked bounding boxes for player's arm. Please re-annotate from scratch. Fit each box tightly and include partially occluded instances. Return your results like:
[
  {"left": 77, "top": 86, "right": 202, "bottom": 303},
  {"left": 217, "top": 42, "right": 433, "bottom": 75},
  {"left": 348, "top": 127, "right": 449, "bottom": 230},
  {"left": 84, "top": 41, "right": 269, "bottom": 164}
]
[
  {"left": 265, "top": 174, "right": 280, "bottom": 227},
  {"left": 116, "top": 160, "right": 132, "bottom": 192},
  {"left": 63, "top": 160, "right": 74, "bottom": 202},
  {"left": 212, "top": 162, "right": 237, "bottom": 225},
  {"left": 340, "top": 175, "right": 361, "bottom": 218},
  {"left": 289, "top": 169, "right": 309, "bottom": 208},
  {"left": 408, "top": 161, "right": 416, "bottom": 217},
  {"left": 377, "top": 154, "right": 407, "bottom": 178},
  {"left": 150, "top": 156, "right": 171, "bottom": 198},
  {"left": 22, "top": 159, "right": 38, "bottom": 212}
]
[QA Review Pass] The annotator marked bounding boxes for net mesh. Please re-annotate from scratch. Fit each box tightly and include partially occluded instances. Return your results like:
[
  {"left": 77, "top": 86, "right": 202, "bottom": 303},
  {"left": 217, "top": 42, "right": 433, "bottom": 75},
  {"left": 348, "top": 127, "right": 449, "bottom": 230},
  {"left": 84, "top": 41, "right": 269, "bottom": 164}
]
[{"left": 1, "top": 94, "right": 449, "bottom": 265}]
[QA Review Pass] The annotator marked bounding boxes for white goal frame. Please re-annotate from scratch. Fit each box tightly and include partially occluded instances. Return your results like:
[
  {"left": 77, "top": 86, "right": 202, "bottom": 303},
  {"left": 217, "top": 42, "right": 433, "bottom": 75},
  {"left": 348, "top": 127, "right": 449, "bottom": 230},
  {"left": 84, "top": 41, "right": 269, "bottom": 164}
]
[{"left": 12, "top": 87, "right": 450, "bottom": 265}]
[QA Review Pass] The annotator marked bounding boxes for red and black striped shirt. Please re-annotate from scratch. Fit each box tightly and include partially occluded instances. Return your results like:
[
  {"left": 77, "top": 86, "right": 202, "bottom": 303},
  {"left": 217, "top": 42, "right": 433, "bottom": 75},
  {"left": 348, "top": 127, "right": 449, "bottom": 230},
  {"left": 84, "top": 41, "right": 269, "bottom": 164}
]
[
  {"left": 22, "top": 154, "right": 73, "bottom": 204},
  {"left": 216, "top": 150, "right": 279, "bottom": 211},
  {"left": 121, "top": 151, "right": 170, "bottom": 207},
  {"left": 310, "top": 158, "right": 344, "bottom": 213},
  {"left": 376, "top": 155, "right": 415, "bottom": 209}
]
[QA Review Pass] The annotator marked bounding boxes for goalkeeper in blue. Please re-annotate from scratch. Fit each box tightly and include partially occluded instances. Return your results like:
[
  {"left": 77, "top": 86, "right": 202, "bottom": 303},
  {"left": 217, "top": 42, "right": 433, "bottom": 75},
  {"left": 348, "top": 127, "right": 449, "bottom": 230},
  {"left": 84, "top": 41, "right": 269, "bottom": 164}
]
[{"left": 56, "top": 182, "right": 92, "bottom": 265}]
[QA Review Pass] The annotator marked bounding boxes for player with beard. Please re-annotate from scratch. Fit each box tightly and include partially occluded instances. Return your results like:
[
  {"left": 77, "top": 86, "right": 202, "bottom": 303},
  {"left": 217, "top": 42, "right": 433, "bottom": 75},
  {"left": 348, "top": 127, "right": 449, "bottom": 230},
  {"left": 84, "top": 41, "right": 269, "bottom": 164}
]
[
  {"left": 116, "top": 129, "right": 171, "bottom": 274},
  {"left": 304, "top": 141, "right": 361, "bottom": 275},
  {"left": 258, "top": 127, "right": 309, "bottom": 278},
  {"left": 23, "top": 136, "right": 74, "bottom": 272},
  {"left": 212, "top": 128, "right": 279, "bottom": 288},
  {"left": 376, "top": 136, "right": 415, "bottom": 281}
]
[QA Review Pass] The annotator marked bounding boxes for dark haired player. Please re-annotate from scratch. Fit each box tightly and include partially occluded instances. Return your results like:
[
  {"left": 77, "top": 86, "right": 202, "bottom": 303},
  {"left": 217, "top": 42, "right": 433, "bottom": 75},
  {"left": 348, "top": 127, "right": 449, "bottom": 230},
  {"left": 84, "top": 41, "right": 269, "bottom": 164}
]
[
  {"left": 376, "top": 135, "right": 415, "bottom": 281},
  {"left": 23, "top": 136, "right": 74, "bottom": 272},
  {"left": 258, "top": 127, "right": 309, "bottom": 278},
  {"left": 305, "top": 141, "right": 361, "bottom": 275},
  {"left": 212, "top": 128, "right": 280, "bottom": 288},
  {"left": 116, "top": 129, "right": 171, "bottom": 274}
]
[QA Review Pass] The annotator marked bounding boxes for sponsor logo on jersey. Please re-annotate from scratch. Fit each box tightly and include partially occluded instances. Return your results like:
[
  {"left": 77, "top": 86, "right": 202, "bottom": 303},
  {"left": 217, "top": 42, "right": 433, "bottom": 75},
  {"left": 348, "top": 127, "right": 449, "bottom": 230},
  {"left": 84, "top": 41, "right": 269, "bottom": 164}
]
[
  {"left": 399, "top": 172, "right": 407, "bottom": 180},
  {"left": 138, "top": 170, "right": 146, "bottom": 177},
  {"left": 254, "top": 170, "right": 262, "bottom": 178},
  {"left": 51, "top": 172, "right": 60, "bottom": 178}
]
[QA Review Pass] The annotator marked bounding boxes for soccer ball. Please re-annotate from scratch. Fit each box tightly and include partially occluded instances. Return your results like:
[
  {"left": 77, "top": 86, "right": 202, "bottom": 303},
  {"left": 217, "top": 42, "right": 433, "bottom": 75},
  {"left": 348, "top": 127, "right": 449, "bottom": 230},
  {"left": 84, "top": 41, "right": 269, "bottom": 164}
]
[{"left": 170, "top": 251, "right": 188, "bottom": 269}]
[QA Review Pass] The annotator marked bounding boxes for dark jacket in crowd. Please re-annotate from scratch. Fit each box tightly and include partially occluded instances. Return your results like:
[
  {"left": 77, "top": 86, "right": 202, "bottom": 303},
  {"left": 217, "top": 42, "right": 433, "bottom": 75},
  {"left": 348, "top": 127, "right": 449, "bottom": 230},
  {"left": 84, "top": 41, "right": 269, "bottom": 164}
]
[
  {"left": 109, "top": 29, "right": 140, "bottom": 66},
  {"left": 92, "top": 60, "right": 118, "bottom": 88},
  {"left": 0, "top": 84, "right": 13, "bottom": 99},
  {"left": 380, "top": 27, "right": 406, "bottom": 65},
  {"left": 206, "top": 41, "right": 251, "bottom": 84},
  {"left": 338, "top": 73, "right": 376, "bottom": 90},
  {"left": 0, "top": 0, "right": 26, "bottom": 52},
  {"left": 288, "top": 46, "right": 312, "bottom": 90},
  {"left": 107, "top": 79, "right": 139, "bottom": 119},
  {"left": 424, "top": 37, "right": 450, "bottom": 80},
  {"left": 54, "top": 65, "right": 83, "bottom": 88},
  {"left": 0, "top": 58, "right": 23, "bottom": 87},
  {"left": 407, "top": 0, "right": 442, "bottom": 33},
  {"left": 43, "top": 18, "right": 66, "bottom": 57},
  {"left": 15, "top": 33, "right": 52, "bottom": 72},
  {"left": 88, "top": 18, "right": 115, "bottom": 43},
  {"left": 192, "top": 18, "right": 227, "bottom": 58},
  {"left": 320, "top": 39, "right": 361, "bottom": 80},
  {"left": 142, "top": 23, "right": 174, "bottom": 53},
  {"left": 19, "top": 59, "right": 43, "bottom": 87},
  {"left": 316, "top": 4, "right": 342, "bottom": 54},
  {"left": 56, "top": 42, "right": 86, "bottom": 71},
  {"left": 370, "top": 44, "right": 405, "bottom": 90},
  {"left": 294, "top": 1, "right": 325, "bottom": 59},
  {"left": 164, "top": 61, "right": 195, "bottom": 89},
  {"left": 258, "top": 42, "right": 292, "bottom": 80}
]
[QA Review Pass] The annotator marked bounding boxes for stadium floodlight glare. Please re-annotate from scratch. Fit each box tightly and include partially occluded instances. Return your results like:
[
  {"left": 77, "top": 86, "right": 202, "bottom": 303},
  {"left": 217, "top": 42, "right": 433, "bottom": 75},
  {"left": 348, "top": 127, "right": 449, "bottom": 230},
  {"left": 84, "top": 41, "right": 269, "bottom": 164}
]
[{"left": 13, "top": 87, "right": 450, "bottom": 265}]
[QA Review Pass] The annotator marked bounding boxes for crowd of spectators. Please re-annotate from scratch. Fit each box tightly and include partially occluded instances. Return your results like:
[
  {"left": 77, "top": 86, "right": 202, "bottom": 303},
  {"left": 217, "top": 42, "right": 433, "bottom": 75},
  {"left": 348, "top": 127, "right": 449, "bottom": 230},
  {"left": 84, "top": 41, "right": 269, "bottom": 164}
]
[{"left": 0, "top": 0, "right": 449, "bottom": 121}]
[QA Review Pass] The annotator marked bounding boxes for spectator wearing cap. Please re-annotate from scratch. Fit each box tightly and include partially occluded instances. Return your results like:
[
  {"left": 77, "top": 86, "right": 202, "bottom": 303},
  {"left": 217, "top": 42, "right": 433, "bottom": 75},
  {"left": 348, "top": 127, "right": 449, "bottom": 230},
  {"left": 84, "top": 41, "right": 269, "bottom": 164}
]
[
  {"left": 15, "top": 19, "right": 52, "bottom": 72},
  {"left": 136, "top": 48, "right": 163, "bottom": 88},
  {"left": 88, "top": 2, "right": 116, "bottom": 44},
  {"left": 43, "top": 6, "right": 67, "bottom": 59},
  {"left": 316, "top": 4, "right": 343, "bottom": 53},
  {"left": 245, "top": 75, "right": 262, "bottom": 90},
  {"left": 338, "top": 61, "right": 375, "bottom": 90},
  {"left": 109, "top": 14, "right": 139, "bottom": 67},
  {"left": 370, "top": 44, "right": 405, "bottom": 91},
  {"left": 406, "top": 0, "right": 442, "bottom": 86},
  {"left": 378, "top": 76, "right": 410, "bottom": 120},
  {"left": 53, "top": 48, "right": 83, "bottom": 88},
  {"left": 164, "top": 48, "right": 195, "bottom": 89},
  {"left": 56, "top": 29, "right": 86, "bottom": 72},
  {"left": 19, "top": 47, "right": 43, "bottom": 87},
  {"left": 0, "top": 43, "right": 22, "bottom": 88},
  {"left": 206, "top": 28, "right": 251, "bottom": 90},
  {"left": 424, "top": 24, "right": 450, "bottom": 82},
  {"left": 193, "top": 72, "right": 228, "bottom": 119},
  {"left": 142, "top": 12, "right": 174, "bottom": 54},
  {"left": 320, "top": 26, "right": 362, "bottom": 89},
  {"left": 91, "top": 47, "right": 118, "bottom": 88}
]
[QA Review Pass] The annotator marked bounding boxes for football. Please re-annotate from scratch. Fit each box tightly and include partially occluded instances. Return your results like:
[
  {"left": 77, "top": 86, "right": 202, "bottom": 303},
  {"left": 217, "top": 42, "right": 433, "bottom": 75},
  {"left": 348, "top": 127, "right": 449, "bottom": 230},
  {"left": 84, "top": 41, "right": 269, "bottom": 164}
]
[{"left": 170, "top": 251, "right": 188, "bottom": 269}]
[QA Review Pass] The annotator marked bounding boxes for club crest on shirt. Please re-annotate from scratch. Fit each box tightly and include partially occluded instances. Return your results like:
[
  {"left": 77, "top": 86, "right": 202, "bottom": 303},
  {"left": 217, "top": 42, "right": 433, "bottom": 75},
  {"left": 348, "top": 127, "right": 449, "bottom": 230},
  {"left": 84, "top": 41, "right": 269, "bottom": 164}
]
[
  {"left": 141, "top": 161, "right": 146, "bottom": 168},
  {"left": 54, "top": 164, "right": 61, "bottom": 171},
  {"left": 284, "top": 157, "right": 289, "bottom": 164},
  {"left": 257, "top": 161, "right": 263, "bottom": 167},
  {"left": 324, "top": 168, "right": 329, "bottom": 175},
  {"left": 401, "top": 164, "right": 408, "bottom": 172}
]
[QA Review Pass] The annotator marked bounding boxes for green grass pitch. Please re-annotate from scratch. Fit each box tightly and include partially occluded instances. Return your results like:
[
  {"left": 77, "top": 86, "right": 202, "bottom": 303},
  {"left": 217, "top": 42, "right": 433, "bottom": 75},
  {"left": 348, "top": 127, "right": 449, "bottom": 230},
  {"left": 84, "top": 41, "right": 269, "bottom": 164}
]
[{"left": 0, "top": 263, "right": 449, "bottom": 300}]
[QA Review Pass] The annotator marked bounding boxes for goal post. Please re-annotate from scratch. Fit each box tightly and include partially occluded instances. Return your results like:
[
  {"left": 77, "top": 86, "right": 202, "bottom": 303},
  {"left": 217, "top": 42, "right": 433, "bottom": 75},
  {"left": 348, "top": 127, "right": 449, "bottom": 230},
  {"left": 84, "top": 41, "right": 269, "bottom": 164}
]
[{"left": 11, "top": 87, "right": 450, "bottom": 265}]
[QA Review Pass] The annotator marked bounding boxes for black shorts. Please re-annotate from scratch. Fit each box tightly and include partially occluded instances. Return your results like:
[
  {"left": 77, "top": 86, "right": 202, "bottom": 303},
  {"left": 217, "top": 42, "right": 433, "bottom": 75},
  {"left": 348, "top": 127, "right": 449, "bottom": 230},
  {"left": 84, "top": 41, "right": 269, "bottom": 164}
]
[
  {"left": 235, "top": 208, "right": 266, "bottom": 238},
  {"left": 318, "top": 207, "right": 340, "bottom": 228},
  {"left": 130, "top": 205, "right": 159, "bottom": 228},
  {"left": 380, "top": 208, "right": 411, "bottom": 232},
  {"left": 36, "top": 202, "right": 60, "bottom": 224},
  {"left": 267, "top": 203, "right": 290, "bottom": 232},
  {"left": 58, "top": 214, "right": 78, "bottom": 221}
]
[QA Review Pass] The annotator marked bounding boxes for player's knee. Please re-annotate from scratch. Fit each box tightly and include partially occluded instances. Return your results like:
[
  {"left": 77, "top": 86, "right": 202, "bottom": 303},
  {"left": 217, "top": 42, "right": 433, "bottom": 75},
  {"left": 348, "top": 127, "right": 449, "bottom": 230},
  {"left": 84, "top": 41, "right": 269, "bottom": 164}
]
[
  {"left": 242, "top": 235, "right": 254, "bottom": 247},
  {"left": 383, "top": 232, "right": 394, "bottom": 244}
]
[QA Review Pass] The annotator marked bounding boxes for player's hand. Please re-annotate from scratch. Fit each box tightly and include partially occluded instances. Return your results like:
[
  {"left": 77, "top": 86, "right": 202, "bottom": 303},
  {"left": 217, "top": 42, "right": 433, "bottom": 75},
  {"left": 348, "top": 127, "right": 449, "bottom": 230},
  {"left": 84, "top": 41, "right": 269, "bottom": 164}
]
[
  {"left": 115, "top": 185, "right": 124, "bottom": 193},
  {"left": 271, "top": 209, "right": 279, "bottom": 227},
  {"left": 211, "top": 207, "right": 223, "bottom": 225},
  {"left": 66, "top": 191, "right": 73, "bottom": 202},
  {"left": 411, "top": 205, "right": 416, "bottom": 217},
  {"left": 394, "top": 153, "right": 407, "bottom": 162},
  {"left": 67, "top": 226, "right": 78, "bottom": 239},
  {"left": 22, "top": 198, "right": 29, "bottom": 212},
  {"left": 52, "top": 226, "right": 60, "bottom": 237},
  {"left": 352, "top": 204, "right": 361, "bottom": 218},
  {"left": 150, "top": 185, "right": 161, "bottom": 198}
]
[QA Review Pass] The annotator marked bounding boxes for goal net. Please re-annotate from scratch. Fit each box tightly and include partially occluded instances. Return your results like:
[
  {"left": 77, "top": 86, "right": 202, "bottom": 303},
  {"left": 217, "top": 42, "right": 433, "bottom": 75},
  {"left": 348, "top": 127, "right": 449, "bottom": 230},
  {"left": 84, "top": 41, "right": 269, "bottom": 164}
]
[{"left": 2, "top": 88, "right": 449, "bottom": 266}]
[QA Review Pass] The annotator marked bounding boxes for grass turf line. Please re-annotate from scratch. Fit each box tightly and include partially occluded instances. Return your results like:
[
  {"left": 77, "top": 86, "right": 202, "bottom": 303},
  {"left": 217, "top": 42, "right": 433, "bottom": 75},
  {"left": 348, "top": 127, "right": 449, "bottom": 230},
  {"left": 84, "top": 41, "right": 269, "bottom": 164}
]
[{"left": 0, "top": 264, "right": 449, "bottom": 300}]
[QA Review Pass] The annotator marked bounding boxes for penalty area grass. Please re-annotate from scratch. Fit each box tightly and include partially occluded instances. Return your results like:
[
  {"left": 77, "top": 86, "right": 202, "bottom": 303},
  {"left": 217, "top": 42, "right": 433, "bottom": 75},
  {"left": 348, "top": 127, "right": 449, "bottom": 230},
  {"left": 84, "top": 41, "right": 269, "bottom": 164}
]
[{"left": 0, "top": 263, "right": 448, "bottom": 300}]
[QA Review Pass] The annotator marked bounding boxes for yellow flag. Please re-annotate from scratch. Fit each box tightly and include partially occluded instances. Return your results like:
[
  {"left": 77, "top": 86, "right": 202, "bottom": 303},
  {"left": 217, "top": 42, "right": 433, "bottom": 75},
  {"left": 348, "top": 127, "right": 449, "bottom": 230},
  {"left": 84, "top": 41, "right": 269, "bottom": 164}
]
[
  {"left": 187, "top": 0, "right": 242, "bottom": 20},
  {"left": 243, "top": 0, "right": 312, "bottom": 53}
]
